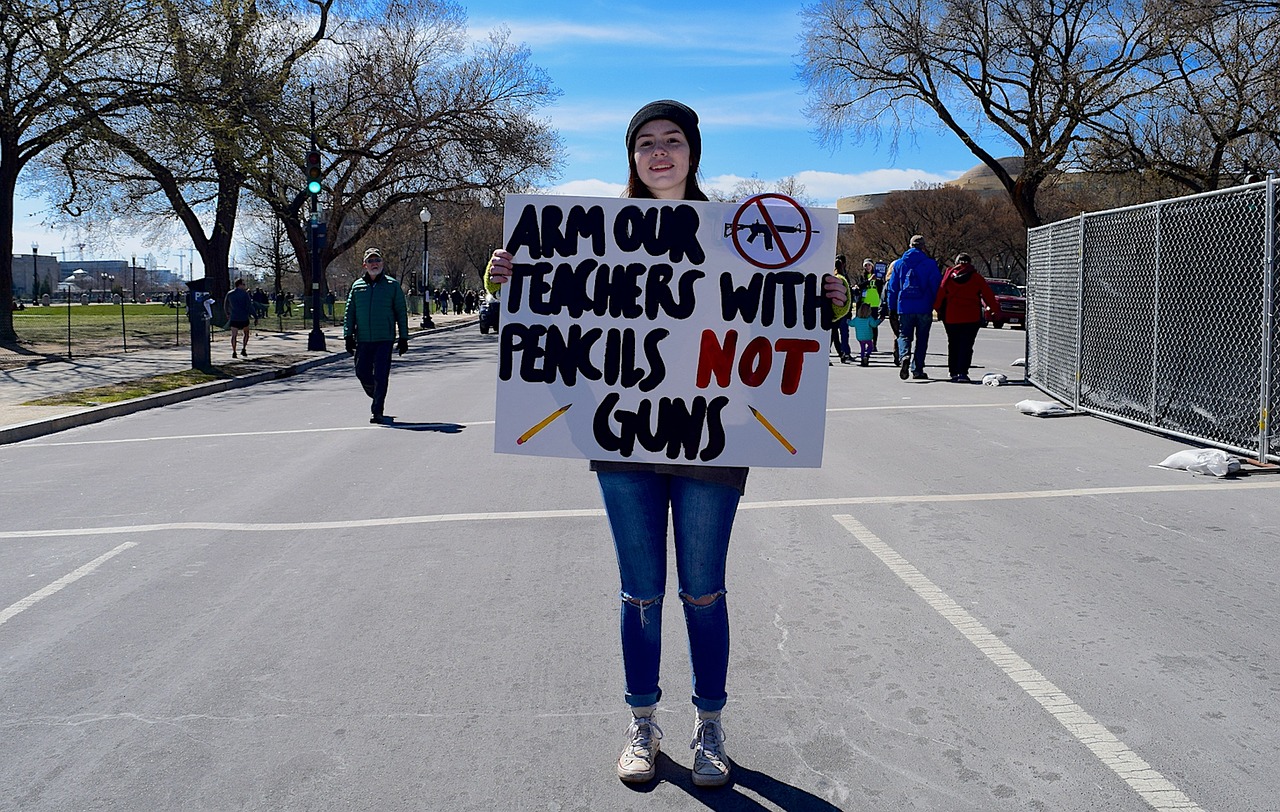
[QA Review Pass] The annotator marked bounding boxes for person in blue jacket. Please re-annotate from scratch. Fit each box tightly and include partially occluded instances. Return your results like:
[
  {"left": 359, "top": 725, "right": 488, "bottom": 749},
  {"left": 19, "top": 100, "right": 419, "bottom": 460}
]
[
  {"left": 884, "top": 234, "right": 942, "bottom": 380},
  {"left": 344, "top": 247, "right": 409, "bottom": 423}
]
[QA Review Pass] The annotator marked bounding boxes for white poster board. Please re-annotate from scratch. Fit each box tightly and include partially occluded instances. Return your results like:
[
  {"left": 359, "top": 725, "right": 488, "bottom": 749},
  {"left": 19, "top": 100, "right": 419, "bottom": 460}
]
[{"left": 493, "top": 193, "right": 837, "bottom": 468}]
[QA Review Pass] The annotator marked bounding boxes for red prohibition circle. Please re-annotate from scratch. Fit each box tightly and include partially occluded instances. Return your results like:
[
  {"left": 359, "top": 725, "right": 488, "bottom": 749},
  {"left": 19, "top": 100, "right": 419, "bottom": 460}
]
[{"left": 729, "top": 193, "right": 814, "bottom": 270}]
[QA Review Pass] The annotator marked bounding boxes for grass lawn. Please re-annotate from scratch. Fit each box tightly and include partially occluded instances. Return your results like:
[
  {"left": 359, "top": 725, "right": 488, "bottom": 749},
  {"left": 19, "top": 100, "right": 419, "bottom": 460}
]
[{"left": 7, "top": 301, "right": 345, "bottom": 360}]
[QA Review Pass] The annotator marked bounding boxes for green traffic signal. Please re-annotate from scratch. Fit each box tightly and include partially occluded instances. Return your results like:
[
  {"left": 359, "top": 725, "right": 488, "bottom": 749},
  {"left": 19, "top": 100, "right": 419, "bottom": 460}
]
[{"left": 305, "top": 150, "right": 322, "bottom": 196}]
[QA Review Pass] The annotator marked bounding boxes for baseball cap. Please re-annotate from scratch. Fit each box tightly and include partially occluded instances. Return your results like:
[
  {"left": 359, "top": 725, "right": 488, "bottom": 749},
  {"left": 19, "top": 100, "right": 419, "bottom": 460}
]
[{"left": 363, "top": 248, "right": 383, "bottom": 262}]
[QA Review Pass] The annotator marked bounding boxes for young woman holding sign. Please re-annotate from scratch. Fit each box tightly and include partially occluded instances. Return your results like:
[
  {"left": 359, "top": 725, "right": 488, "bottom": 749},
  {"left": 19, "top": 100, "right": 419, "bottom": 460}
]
[{"left": 489, "top": 99, "right": 846, "bottom": 788}]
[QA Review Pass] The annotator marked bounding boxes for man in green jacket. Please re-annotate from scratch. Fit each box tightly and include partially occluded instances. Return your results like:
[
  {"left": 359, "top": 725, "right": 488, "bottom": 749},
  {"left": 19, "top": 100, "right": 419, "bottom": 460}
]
[{"left": 344, "top": 247, "right": 409, "bottom": 423}]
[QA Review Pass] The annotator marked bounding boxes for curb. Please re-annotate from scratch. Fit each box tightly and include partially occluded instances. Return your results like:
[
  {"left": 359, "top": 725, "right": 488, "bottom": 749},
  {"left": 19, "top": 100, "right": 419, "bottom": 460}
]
[{"left": 0, "top": 318, "right": 476, "bottom": 446}]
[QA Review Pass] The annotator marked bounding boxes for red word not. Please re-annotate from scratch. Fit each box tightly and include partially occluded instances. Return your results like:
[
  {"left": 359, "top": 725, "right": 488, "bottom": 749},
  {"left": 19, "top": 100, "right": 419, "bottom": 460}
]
[{"left": 694, "top": 330, "right": 820, "bottom": 395}]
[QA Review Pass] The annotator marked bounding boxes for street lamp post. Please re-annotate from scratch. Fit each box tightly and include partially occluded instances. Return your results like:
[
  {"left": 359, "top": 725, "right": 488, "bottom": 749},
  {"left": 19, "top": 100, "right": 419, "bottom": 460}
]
[
  {"left": 131, "top": 254, "right": 137, "bottom": 303},
  {"left": 31, "top": 242, "right": 38, "bottom": 303},
  {"left": 419, "top": 206, "right": 435, "bottom": 329}
]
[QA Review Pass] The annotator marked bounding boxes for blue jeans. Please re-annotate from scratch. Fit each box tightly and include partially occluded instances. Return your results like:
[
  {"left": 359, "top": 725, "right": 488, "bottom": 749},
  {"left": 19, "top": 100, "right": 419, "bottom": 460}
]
[
  {"left": 830, "top": 318, "right": 850, "bottom": 358},
  {"left": 354, "top": 340, "right": 394, "bottom": 416},
  {"left": 596, "top": 470, "right": 741, "bottom": 712},
  {"left": 897, "top": 312, "right": 933, "bottom": 375}
]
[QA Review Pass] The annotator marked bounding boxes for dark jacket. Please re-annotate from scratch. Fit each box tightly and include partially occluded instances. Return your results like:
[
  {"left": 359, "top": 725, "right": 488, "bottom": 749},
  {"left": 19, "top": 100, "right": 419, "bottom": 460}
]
[
  {"left": 934, "top": 263, "right": 1003, "bottom": 324},
  {"left": 344, "top": 274, "right": 408, "bottom": 343},
  {"left": 224, "top": 287, "right": 253, "bottom": 322}
]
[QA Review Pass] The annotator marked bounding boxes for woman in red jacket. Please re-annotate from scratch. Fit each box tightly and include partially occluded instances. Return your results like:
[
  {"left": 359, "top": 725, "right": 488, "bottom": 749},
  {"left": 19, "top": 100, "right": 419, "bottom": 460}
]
[{"left": 934, "top": 253, "right": 1003, "bottom": 382}]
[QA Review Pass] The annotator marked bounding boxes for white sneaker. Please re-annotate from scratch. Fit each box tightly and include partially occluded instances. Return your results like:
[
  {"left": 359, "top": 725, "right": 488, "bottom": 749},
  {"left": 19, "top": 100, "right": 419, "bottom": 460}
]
[
  {"left": 617, "top": 713, "right": 662, "bottom": 783},
  {"left": 690, "top": 713, "right": 730, "bottom": 787}
]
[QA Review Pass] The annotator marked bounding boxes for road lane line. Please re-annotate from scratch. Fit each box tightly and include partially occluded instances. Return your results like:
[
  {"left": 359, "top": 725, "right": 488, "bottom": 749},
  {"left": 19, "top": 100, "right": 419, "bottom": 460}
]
[
  {"left": 833, "top": 514, "right": 1204, "bottom": 812},
  {"left": 1, "top": 480, "right": 1275, "bottom": 540},
  {"left": 12, "top": 403, "right": 1003, "bottom": 447},
  {"left": 826, "top": 403, "right": 1005, "bottom": 412},
  {"left": 0, "top": 542, "right": 138, "bottom": 628},
  {"left": 15, "top": 423, "right": 495, "bottom": 447}
]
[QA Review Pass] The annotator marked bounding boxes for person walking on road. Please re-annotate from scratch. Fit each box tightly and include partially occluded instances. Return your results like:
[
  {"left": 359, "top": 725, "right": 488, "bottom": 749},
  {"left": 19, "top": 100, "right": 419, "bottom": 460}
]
[
  {"left": 885, "top": 234, "right": 942, "bottom": 380},
  {"left": 223, "top": 278, "right": 254, "bottom": 358},
  {"left": 859, "top": 258, "right": 882, "bottom": 351},
  {"left": 851, "top": 301, "right": 883, "bottom": 366},
  {"left": 881, "top": 258, "right": 902, "bottom": 365},
  {"left": 830, "top": 255, "right": 854, "bottom": 364},
  {"left": 343, "top": 247, "right": 409, "bottom": 424},
  {"left": 934, "top": 252, "right": 1003, "bottom": 382},
  {"left": 487, "top": 99, "right": 847, "bottom": 790}
]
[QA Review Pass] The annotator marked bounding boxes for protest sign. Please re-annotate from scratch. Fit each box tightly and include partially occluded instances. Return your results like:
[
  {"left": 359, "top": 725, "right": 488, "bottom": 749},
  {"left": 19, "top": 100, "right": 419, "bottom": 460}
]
[{"left": 494, "top": 193, "right": 838, "bottom": 468}]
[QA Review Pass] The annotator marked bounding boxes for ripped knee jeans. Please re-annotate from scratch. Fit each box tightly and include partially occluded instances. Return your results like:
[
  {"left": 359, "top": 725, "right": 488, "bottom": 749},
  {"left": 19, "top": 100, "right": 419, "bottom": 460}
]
[{"left": 597, "top": 470, "right": 739, "bottom": 713}]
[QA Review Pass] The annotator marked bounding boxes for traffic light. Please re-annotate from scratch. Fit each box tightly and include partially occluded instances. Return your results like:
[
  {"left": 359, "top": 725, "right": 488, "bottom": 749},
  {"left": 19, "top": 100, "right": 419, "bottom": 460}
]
[{"left": 305, "top": 150, "right": 322, "bottom": 195}]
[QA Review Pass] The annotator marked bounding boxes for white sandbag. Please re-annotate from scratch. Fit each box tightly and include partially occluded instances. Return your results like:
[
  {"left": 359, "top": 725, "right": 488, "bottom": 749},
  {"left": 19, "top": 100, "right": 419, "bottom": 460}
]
[
  {"left": 982, "top": 373, "right": 1008, "bottom": 387},
  {"left": 1011, "top": 357, "right": 1026, "bottom": 367},
  {"left": 1016, "top": 399, "right": 1070, "bottom": 416},
  {"left": 1155, "top": 448, "right": 1241, "bottom": 478}
]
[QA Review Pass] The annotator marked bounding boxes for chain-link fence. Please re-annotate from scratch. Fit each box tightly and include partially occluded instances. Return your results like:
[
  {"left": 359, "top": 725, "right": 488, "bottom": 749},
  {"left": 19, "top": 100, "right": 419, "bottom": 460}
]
[
  {"left": 6, "top": 298, "right": 346, "bottom": 364},
  {"left": 1027, "top": 179, "right": 1279, "bottom": 463}
]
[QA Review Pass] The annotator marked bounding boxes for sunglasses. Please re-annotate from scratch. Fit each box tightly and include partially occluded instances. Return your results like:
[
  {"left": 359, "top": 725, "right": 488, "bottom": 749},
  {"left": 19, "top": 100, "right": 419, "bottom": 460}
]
[{"left": 364, "top": 257, "right": 383, "bottom": 263}]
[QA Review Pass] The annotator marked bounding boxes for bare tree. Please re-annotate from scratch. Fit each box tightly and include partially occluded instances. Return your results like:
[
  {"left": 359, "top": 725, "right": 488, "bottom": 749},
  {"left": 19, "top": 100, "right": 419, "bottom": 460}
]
[
  {"left": 43, "top": 0, "right": 334, "bottom": 305},
  {"left": 235, "top": 204, "right": 298, "bottom": 297},
  {"left": 1082, "top": 1, "right": 1280, "bottom": 191},
  {"left": 0, "top": 0, "right": 158, "bottom": 343},
  {"left": 429, "top": 200, "right": 504, "bottom": 292},
  {"left": 799, "top": 0, "right": 1166, "bottom": 228},
  {"left": 709, "top": 174, "right": 817, "bottom": 206},
  {"left": 850, "top": 184, "right": 1027, "bottom": 279},
  {"left": 247, "top": 1, "right": 561, "bottom": 296}
]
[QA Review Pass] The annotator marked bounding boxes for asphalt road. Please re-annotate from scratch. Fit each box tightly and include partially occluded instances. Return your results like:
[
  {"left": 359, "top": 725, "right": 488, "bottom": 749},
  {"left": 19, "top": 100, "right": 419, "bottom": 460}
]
[{"left": 2, "top": 325, "right": 1277, "bottom": 811}]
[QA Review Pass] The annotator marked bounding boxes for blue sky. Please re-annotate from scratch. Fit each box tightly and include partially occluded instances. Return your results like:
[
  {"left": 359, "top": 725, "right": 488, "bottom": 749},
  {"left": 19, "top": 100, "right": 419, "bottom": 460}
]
[
  {"left": 13, "top": 0, "right": 999, "bottom": 272},
  {"left": 481, "top": 0, "right": 984, "bottom": 200}
]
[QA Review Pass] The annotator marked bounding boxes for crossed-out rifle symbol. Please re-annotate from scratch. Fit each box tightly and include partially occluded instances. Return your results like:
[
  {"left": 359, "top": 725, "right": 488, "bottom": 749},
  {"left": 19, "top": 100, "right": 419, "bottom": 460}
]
[{"left": 723, "top": 220, "right": 814, "bottom": 252}]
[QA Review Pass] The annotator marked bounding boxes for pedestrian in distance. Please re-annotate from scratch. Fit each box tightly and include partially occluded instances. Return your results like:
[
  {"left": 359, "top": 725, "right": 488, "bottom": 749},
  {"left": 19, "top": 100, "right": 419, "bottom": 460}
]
[
  {"left": 859, "top": 258, "right": 882, "bottom": 351},
  {"left": 223, "top": 278, "right": 254, "bottom": 358},
  {"left": 830, "top": 255, "right": 854, "bottom": 364},
  {"left": 343, "top": 247, "right": 409, "bottom": 424},
  {"left": 851, "top": 301, "right": 884, "bottom": 366},
  {"left": 885, "top": 234, "right": 943, "bottom": 380},
  {"left": 934, "top": 252, "right": 1003, "bottom": 382},
  {"left": 251, "top": 286, "right": 269, "bottom": 325},
  {"left": 487, "top": 99, "right": 848, "bottom": 790}
]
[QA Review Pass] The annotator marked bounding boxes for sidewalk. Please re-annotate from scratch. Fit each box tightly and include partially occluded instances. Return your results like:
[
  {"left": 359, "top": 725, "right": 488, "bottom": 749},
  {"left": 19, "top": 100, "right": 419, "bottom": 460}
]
[{"left": 0, "top": 313, "right": 476, "bottom": 444}]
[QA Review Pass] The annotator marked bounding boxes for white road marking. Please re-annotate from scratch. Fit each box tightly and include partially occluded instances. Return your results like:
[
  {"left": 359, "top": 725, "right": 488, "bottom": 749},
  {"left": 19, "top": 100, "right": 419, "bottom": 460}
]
[
  {"left": 833, "top": 514, "right": 1204, "bottom": 812},
  {"left": 826, "top": 403, "right": 1004, "bottom": 412},
  {"left": 13, "top": 403, "right": 1000, "bottom": 447},
  {"left": 1, "top": 480, "right": 1275, "bottom": 540},
  {"left": 17, "top": 422, "right": 497, "bottom": 447},
  {"left": 0, "top": 542, "right": 138, "bottom": 628}
]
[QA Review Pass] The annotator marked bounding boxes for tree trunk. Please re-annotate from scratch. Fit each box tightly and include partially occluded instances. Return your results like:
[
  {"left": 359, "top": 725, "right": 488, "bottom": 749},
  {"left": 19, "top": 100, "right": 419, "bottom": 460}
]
[
  {"left": 1011, "top": 176, "right": 1044, "bottom": 230},
  {"left": 0, "top": 157, "right": 20, "bottom": 344}
]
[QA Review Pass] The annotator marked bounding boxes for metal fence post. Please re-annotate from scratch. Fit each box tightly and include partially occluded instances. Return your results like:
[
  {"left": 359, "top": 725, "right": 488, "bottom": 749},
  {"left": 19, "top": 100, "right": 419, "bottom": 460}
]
[
  {"left": 1075, "top": 213, "right": 1085, "bottom": 409},
  {"left": 1152, "top": 201, "right": 1162, "bottom": 424},
  {"left": 1260, "top": 174, "right": 1276, "bottom": 462}
]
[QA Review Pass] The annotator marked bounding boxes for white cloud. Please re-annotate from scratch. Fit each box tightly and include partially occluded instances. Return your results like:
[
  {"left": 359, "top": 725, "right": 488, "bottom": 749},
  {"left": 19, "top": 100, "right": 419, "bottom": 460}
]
[
  {"left": 468, "top": 10, "right": 797, "bottom": 59},
  {"left": 548, "top": 178, "right": 626, "bottom": 198},
  {"left": 703, "top": 168, "right": 965, "bottom": 208},
  {"left": 795, "top": 168, "right": 964, "bottom": 204}
]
